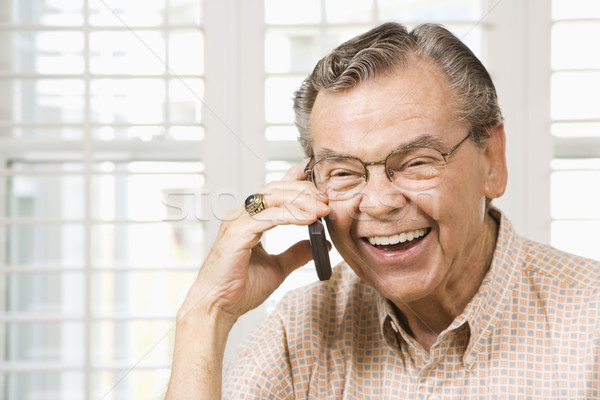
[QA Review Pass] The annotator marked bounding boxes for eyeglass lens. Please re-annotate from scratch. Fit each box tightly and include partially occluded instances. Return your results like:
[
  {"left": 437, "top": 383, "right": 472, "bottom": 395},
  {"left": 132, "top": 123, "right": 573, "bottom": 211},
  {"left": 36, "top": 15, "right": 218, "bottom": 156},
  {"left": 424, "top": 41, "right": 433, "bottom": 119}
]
[{"left": 311, "top": 147, "right": 447, "bottom": 198}]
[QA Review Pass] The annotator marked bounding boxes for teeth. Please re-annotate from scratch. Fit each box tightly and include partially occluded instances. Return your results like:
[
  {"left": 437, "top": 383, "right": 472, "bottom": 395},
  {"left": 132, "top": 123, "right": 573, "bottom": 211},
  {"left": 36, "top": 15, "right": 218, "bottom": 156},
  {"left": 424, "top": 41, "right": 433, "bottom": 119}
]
[{"left": 367, "top": 228, "right": 427, "bottom": 246}]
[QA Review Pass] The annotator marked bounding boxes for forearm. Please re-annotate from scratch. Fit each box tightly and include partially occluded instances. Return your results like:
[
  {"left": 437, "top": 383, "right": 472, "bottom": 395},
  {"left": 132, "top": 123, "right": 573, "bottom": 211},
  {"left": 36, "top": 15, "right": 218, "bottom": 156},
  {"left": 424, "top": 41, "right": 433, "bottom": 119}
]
[
  {"left": 165, "top": 162, "right": 325, "bottom": 398},
  {"left": 165, "top": 309, "right": 235, "bottom": 400}
]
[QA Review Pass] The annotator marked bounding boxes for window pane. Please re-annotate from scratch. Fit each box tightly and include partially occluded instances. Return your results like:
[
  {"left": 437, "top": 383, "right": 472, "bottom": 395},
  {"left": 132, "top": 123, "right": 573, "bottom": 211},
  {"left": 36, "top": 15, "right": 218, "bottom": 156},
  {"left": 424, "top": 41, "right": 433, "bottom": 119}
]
[
  {"left": 169, "top": 31, "right": 204, "bottom": 75},
  {"left": 552, "top": 22, "right": 600, "bottom": 70},
  {"left": 91, "top": 320, "right": 174, "bottom": 363},
  {"left": 93, "top": 126, "right": 164, "bottom": 141},
  {"left": 95, "top": 161, "right": 203, "bottom": 174},
  {"left": 551, "top": 71, "right": 600, "bottom": 120},
  {"left": 325, "top": 0, "right": 373, "bottom": 23},
  {"left": 93, "top": 125, "right": 204, "bottom": 141},
  {"left": 169, "top": 78, "right": 204, "bottom": 124},
  {"left": 551, "top": 170, "right": 600, "bottom": 219},
  {"left": 4, "top": 0, "right": 84, "bottom": 25},
  {"left": 552, "top": 0, "right": 600, "bottom": 20},
  {"left": 4, "top": 372, "right": 84, "bottom": 400},
  {"left": 265, "top": 76, "right": 304, "bottom": 124},
  {"left": 324, "top": 26, "right": 373, "bottom": 53},
  {"left": 90, "top": 31, "right": 166, "bottom": 75},
  {"left": 266, "top": 126, "right": 300, "bottom": 141},
  {"left": 89, "top": 0, "right": 165, "bottom": 26},
  {"left": 265, "top": 28, "right": 321, "bottom": 73},
  {"left": 92, "top": 369, "right": 170, "bottom": 400},
  {"left": 5, "top": 322, "right": 84, "bottom": 362},
  {"left": 265, "top": 0, "right": 322, "bottom": 24},
  {"left": 265, "top": 160, "right": 295, "bottom": 182},
  {"left": 168, "top": 126, "right": 204, "bottom": 141},
  {"left": 9, "top": 161, "right": 84, "bottom": 173},
  {"left": 0, "top": 31, "right": 84, "bottom": 74},
  {"left": 378, "top": 0, "right": 482, "bottom": 22},
  {"left": 0, "top": 127, "right": 83, "bottom": 140},
  {"left": 91, "top": 173, "right": 204, "bottom": 222},
  {"left": 0, "top": 79, "right": 85, "bottom": 124},
  {"left": 6, "top": 272, "right": 84, "bottom": 314},
  {"left": 8, "top": 174, "right": 84, "bottom": 220},
  {"left": 90, "top": 79, "right": 165, "bottom": 124},
  {"left": 552, "top": 122, "right": 600, "bottom": 138},
  {"left": 7, "top": 225, "right": 84, "bottom": 267},
  {"left": 551, "top": 158, "right": 600, "bottom": 170},
  {"left": 169, "top": 0, "right": 202, "bottom": 25},
  {"left": 91, "top": 223, "right": 204, "bottom": 268},
  {"left": 92, "top": 271, "right": 193, "bottom": 316},
  {"left": 551, "top": 220, "right": 600, "bottom": 260}
]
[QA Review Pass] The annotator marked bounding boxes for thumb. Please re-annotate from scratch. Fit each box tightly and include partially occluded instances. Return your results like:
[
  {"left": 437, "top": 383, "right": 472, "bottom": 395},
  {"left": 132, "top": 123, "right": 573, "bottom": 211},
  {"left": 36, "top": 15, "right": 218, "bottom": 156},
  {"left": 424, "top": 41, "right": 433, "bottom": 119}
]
[{"left": 274, "top": 240, "right": 314, "bottom": 277}]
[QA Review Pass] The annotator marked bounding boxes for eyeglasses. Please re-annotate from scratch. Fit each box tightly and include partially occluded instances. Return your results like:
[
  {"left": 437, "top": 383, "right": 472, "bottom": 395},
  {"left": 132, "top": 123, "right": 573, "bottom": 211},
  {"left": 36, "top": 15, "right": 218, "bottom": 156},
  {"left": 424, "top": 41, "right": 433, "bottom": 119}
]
[{"left": 304, "top": 132, "right": 472, "bottom": 199}]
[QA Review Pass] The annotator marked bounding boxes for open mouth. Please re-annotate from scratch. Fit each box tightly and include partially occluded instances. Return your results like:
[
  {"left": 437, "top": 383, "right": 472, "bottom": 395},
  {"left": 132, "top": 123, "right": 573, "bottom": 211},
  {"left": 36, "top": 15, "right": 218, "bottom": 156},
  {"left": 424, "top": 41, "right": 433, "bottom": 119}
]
[{"left": 363, "top": 228, "right": 431, "bottom": 252}]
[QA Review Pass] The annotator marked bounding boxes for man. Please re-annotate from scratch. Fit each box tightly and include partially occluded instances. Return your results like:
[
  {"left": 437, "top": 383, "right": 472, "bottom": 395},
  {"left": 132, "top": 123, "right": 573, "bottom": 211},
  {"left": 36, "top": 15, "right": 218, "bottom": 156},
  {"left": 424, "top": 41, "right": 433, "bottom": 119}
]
[{"left": 166, "top": 23, "right": 599, "bottom": 399}]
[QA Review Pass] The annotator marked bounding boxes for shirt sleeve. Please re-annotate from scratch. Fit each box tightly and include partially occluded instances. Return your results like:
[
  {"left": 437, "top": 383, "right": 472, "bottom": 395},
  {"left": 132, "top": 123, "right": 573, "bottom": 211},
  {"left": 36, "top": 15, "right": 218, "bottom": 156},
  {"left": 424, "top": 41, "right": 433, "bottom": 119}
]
[{"left": 223, "top": 300, "right": 295, "bottom": 400}]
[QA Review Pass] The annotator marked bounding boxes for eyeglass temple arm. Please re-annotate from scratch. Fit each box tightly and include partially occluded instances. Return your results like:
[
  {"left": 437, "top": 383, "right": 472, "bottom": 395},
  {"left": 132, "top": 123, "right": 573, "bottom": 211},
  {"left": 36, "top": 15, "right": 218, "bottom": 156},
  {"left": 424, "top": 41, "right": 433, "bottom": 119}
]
[
  {"left": 441, "top": 131, "right": 472, "bottom": 158},
  {"left": 303, "top": 159, "right": 313, "bottom": 176}
]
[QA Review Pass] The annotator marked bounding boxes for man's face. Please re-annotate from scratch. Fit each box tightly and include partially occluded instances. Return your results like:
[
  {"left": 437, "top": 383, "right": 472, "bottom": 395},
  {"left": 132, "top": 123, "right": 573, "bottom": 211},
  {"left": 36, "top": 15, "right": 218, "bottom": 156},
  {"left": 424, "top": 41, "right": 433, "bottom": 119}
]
[{"left": 310, "top": 59, "right": 505, "bottom": 306}]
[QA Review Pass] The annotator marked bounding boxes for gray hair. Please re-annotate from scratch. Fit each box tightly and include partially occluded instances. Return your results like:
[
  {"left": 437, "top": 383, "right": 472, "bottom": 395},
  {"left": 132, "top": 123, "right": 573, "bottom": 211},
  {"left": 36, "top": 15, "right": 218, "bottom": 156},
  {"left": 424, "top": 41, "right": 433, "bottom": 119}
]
[{"left": 293, "top": 22, "right": 503, "bottom": 157}]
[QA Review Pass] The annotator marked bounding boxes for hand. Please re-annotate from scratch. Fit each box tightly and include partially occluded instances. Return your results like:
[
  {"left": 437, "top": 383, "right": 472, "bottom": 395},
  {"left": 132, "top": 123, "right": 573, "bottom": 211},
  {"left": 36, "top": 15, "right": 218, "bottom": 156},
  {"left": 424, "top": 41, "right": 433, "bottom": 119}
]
[{"left": 178, "top": 159, "right": 330, "bottom": 325}]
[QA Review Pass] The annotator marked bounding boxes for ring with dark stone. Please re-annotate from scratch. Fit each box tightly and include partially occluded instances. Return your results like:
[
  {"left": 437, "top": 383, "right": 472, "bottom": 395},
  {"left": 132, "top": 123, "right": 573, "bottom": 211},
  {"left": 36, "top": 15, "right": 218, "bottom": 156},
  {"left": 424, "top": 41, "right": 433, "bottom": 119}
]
[{"left": 244, "top": 193, "right": 267, "bottom": 216}]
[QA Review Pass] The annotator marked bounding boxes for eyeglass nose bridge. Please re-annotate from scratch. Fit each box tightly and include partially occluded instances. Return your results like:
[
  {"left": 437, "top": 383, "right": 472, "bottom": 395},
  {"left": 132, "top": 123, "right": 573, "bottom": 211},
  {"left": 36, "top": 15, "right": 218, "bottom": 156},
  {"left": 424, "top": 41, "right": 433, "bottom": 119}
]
[{"left": 361, "top": 160, "right": 394, "bottom": 183}]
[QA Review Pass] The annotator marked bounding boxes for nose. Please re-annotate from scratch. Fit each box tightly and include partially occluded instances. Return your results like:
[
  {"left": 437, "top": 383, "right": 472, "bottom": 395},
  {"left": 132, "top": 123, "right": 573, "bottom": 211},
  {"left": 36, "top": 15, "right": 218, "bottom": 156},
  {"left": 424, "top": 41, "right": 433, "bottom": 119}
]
[{"left": 357, "top": 164, "right": 407, "bottom": 218}]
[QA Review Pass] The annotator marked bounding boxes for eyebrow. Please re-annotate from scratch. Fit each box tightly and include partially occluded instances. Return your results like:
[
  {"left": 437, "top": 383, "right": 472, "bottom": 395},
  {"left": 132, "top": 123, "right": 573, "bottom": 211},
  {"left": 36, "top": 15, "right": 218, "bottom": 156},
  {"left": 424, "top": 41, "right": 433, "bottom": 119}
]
[{"left": 315, "top": 134, "right": 447, "bottom": 160}]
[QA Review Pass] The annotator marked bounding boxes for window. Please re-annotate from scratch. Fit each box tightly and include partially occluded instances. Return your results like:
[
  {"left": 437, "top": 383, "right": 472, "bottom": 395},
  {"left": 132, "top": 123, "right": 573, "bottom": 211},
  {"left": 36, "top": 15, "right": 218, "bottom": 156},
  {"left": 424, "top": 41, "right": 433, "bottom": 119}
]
[
  {"left": 0, "top": 1, "right": 204, "bottom": 399},
  {"left": 550, "top": 0, "right": 600, "bottom": 260}
]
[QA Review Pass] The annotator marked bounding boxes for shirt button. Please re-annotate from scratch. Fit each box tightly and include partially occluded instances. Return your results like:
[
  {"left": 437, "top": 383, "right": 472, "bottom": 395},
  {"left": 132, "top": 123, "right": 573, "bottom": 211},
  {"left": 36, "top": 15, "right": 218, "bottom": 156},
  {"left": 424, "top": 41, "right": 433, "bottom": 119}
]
[{"left": 464, "top": 354, "right": 474, "bottom": 366}]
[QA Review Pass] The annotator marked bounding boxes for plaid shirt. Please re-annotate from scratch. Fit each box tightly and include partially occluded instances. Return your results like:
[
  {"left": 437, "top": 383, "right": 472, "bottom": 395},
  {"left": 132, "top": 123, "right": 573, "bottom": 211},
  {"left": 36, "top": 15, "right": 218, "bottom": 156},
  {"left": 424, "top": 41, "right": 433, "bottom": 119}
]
[{"left": 224, "top": 210, "right": 600, "bottom": 399}]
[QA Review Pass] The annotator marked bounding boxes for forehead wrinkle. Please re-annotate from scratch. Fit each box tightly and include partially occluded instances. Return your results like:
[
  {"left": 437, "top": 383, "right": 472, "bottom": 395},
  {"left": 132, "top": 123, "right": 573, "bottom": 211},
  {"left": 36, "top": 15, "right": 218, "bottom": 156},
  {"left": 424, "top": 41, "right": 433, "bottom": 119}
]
[
  {"left": 400, "top": 135, "right": 447, "bottom": 151},
  {"left": 315, "top": 147, "right": 355, "bottom": 160},
  {"left": 314, "top": 134, "right": 449, "bottom": 161}
]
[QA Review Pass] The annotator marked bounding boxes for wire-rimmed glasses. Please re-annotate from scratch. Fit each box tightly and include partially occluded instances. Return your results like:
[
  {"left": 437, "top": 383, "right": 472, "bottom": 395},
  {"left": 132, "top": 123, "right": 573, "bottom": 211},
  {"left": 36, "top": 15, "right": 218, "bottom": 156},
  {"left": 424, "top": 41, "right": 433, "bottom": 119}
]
[{"left": 304, "top": 132, "right": 472, "bottom": 199}]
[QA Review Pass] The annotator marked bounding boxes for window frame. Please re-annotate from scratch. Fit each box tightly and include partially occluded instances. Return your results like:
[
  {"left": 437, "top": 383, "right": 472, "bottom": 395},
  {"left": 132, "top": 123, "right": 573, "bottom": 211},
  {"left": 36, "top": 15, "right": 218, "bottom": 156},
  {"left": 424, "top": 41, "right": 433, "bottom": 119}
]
[{"left": 0, "top": 1, "right": 206, "bottom": 398}]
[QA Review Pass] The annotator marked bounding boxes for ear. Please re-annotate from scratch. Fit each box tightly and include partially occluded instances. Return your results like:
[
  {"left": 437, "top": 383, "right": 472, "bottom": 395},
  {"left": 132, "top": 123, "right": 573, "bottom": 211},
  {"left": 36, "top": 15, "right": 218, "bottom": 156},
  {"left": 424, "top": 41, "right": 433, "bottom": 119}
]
[{"left": 483, "top": 124, "right": 508, "bottom": 199}]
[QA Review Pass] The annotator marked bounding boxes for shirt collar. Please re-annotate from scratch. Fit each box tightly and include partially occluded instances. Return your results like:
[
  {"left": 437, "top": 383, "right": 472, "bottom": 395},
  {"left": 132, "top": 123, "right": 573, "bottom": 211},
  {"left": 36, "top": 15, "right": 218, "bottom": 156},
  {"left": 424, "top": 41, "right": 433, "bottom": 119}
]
[
  {"left": 376, "top": 207, "right": 523, "bottom": 354},
  {"left": 459, "top": 208, "right": 523, "bottom": 357}
]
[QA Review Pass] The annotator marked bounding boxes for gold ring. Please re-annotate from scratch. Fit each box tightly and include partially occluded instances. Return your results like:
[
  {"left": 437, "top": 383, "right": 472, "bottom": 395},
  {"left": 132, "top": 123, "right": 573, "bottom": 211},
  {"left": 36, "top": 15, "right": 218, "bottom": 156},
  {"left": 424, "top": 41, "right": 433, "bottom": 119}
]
[{"left": 244, "top": 193, "right": 267, "bottom": 216}]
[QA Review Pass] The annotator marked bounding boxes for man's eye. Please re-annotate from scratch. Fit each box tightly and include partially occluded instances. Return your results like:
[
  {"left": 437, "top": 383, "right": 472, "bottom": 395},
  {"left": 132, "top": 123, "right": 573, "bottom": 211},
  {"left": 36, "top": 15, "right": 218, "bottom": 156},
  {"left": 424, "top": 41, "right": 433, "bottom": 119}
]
[
  {"left": 331, "top": 169, "right": 360, "bottom": 178},
  {"left": 394, "top": 157, "right": 432, "bottom": 170},
  {"left": 406, "top": 159, "right": 431, "bottom": 168}
]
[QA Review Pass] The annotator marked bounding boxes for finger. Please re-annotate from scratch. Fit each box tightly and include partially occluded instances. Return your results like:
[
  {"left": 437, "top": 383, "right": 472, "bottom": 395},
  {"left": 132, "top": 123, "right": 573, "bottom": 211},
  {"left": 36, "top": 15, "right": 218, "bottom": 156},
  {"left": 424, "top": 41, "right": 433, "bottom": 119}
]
[
  {"left": 219, "top": 203, "right": 318, "bottom": 253},
  {"left": 221, "top": 192, "right": 327, "bottom": 254},
  {"left": 274, "top": 240, "right": 314, "bottom": 277},
  {"left": 260, "top": 181, "right": 328, "bottom": 213},
  {"left": 281, "top": 158, "right": 311, "bottom": 181},
  {"left": 250, "top": 202, "right": 320, "bottom": 229}
]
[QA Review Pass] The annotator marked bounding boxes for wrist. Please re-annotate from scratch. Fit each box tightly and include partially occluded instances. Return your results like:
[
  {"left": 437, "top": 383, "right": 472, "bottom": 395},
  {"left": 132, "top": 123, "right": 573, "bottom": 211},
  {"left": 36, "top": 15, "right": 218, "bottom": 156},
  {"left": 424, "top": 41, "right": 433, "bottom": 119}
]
[
  {"left": 168, "top": 301, "right": 232, "bottom": 400},
  {"left": 176, "top": 295, "right": 238, "bottom": 336}
]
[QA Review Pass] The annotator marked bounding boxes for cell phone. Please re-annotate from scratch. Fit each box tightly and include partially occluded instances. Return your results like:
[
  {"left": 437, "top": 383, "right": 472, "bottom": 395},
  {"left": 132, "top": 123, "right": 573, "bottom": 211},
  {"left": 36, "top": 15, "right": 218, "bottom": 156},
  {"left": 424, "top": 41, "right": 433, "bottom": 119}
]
[{"left": 308, "top": 219, "right": 332, "bottom": 281}]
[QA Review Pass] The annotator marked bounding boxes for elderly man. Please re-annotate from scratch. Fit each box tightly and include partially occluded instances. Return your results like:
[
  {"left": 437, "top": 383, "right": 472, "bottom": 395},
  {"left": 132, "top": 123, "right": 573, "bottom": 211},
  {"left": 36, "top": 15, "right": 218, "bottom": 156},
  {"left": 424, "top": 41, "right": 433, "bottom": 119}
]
[{"left": 166, "top": 23, "right": 599, "bottom": 399}]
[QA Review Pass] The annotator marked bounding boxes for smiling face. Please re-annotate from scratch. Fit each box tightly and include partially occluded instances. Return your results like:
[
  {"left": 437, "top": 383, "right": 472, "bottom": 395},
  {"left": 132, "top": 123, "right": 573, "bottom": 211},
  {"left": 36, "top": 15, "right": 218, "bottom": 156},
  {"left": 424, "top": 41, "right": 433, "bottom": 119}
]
[{"left": 310, "top": 58, "right": 507, "bottom": 308}]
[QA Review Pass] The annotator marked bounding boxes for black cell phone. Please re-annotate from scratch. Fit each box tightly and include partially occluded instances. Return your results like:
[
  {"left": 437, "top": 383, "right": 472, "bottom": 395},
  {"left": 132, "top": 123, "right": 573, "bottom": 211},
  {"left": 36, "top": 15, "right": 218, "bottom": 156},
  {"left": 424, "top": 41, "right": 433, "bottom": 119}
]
[{"left": 308, "top": 219, "right": 331, "bottom": 281}]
